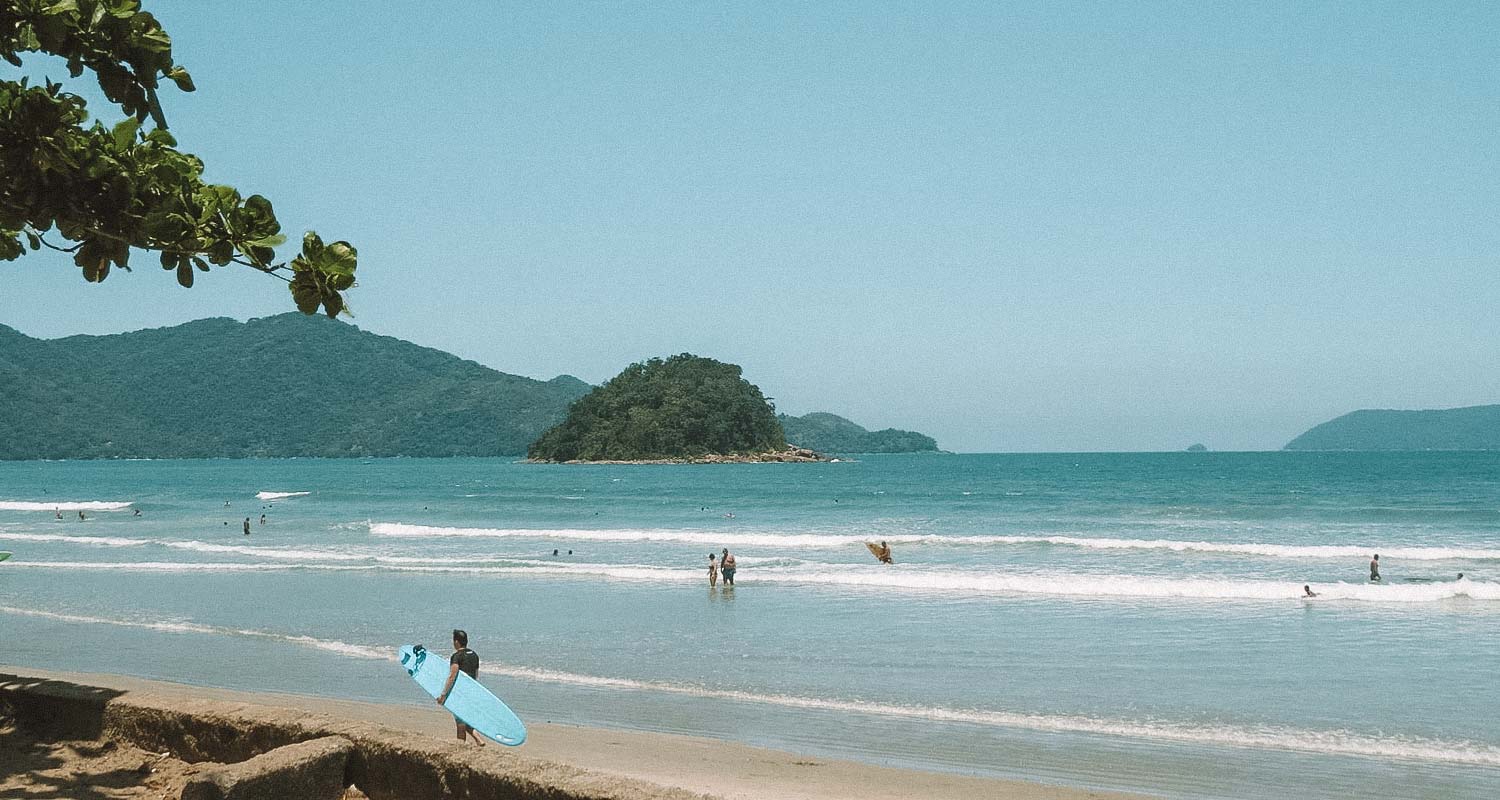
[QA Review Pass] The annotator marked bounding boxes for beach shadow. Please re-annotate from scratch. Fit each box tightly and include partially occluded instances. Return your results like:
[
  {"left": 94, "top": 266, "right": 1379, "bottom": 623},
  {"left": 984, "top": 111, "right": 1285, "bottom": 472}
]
[
  {"left": 0, "top": 674, "right": 125, "bottom": 741},
  {"left": 1, "top": 693, "right": 180, "bottom": 800}
]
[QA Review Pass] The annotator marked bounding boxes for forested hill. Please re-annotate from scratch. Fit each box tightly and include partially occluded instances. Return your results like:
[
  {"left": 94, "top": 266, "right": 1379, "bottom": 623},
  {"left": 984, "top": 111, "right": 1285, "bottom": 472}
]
[
  {"left": 528, "top": 354, "right": 790, "bottom": 462},
  {"left": 1283, "top": 405, "right": 1500, "bottom": 451},
  {"left": 0, "top": 314, "right": 591, "bottom": 459},
  {"left": 778, "top": 412, "right": 939, "bottom": 453}
]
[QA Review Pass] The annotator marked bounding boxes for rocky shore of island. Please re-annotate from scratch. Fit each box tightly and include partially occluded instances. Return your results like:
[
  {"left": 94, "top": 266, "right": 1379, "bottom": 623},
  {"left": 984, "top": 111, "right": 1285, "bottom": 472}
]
[{"left": 533, "top": 446, "right": 829, "bottom": 465}]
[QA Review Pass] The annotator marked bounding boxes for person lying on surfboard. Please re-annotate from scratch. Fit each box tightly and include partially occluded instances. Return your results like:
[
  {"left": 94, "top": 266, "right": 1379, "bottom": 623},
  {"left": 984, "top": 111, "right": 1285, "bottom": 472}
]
[{"left": 437, "top": 628, "right": 486, "bottom": 747}]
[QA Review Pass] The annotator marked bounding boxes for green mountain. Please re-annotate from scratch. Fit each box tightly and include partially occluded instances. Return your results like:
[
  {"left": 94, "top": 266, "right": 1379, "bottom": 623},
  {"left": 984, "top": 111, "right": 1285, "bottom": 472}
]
[
  {"left": 1284, "top": 405, "right": 1500, "bottom": 451},
  {"left": 0, "top": 314, "right": 591, "bottom": 459},
  {"left": 778, "top": 412, "right": 938, "bottom": 453},
  {"left": 529, "top": 354, "right": 788, "bottom": 461}
]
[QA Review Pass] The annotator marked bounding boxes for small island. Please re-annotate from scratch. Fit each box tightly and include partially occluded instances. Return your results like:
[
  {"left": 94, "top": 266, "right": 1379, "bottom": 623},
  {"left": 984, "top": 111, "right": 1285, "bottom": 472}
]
[
  {"left": 527, "top": 354, "right": 827, "bottom": 463},
  {"left": 1185, "top": 443, "right": 1208, "bottom": 452}
]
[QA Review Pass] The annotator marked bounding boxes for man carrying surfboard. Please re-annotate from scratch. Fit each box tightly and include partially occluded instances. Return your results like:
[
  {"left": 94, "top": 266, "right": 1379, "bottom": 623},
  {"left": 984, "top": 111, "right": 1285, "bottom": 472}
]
[{"left": 438, "top": 629, "right": 485, "bottom": 746}]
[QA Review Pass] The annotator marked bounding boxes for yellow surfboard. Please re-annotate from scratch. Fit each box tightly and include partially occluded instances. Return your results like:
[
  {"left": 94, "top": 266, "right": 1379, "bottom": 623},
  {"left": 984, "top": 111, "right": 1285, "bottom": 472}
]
[{"left": 865, "top": 542, "right": 892, "bottom": 564}]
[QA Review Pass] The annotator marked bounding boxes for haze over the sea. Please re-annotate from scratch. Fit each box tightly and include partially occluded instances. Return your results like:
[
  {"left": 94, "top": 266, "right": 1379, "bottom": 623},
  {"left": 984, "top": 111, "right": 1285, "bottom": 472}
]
[{"left": 4, "top": 1, "right": 1497, "bottom": 452}]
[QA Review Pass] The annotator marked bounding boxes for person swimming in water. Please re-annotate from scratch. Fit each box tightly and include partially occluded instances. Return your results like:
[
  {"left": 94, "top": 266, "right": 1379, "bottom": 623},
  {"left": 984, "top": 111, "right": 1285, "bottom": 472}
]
[
  {"left": 1303, "top": 585, "right": 1318, "bottom": 597},
  {"left": 1370, "top": 554, "right": 1381, "bottom": 582}
]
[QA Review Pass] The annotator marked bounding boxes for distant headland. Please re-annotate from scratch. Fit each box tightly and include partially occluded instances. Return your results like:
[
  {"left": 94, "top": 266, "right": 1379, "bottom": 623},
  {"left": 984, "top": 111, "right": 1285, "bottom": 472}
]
[
  {"left": 1284, "top": 404, "right": 1500, "bottom": 451},
  {"left": 778, "top": 412, "right": 939, "bottom": 454}
]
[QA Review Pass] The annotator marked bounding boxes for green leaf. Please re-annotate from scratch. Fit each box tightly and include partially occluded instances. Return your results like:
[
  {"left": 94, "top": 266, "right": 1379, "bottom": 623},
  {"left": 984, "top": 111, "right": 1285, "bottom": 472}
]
[
  {"left": 299, "top": 231, "right": 325, "bottom": 264},
  {"left": 322, "top": 241, "right": 357, "bottom": 275},
  {"left": 111, "top": 117, "right": 140, "bottom": 150},
  {"left": 176, "top": 261, "right": 194, "bottom": 288},
  {"left": 289, "top": 273, "right": 322, "bottom": 314},
  {"left": 166, "top": 66, "right": 195, "bottom": 92},
  {"left": 144, "top": 128, "right": 176, "bottom": 146},
  {"left": 45, "top": 1, "right": 80, "bottom": 15}
]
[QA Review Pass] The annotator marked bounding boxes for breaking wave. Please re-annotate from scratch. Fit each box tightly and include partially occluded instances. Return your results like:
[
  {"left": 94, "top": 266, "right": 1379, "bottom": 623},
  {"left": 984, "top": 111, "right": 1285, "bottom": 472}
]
[
  {"left": 0, "top": 501, "right": 133, "bottom": 512},
  {"left": 10, "top": 558, "right": 1496, "bottom": 604},
  {"left": 256, "top": 491, "right": 311, "bottom": 500},
  {"left": 368, "top": 522, "right": 1500, "bottom": 561},
  {"left": 0, "top": 605, "right": 390, "bottom": 660}
]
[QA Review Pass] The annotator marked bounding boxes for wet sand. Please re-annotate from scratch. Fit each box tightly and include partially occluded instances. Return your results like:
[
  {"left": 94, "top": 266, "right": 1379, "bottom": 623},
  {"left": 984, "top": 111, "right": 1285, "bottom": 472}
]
[{"left": 1, "top": 665, "right": 1148, "bottom": 800}]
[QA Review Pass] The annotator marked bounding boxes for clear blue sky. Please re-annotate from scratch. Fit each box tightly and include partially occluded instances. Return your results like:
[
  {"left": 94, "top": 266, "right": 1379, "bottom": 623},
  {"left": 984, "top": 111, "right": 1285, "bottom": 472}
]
[{"left": 4, "top": 1, "right": 1498, "bottom": 451}]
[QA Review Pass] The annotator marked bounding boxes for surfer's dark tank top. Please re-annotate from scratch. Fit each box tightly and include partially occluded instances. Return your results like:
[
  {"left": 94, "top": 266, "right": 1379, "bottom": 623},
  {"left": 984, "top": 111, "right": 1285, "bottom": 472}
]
[{"left": 451, "top": 648, "right": 479, "bottom": 679}]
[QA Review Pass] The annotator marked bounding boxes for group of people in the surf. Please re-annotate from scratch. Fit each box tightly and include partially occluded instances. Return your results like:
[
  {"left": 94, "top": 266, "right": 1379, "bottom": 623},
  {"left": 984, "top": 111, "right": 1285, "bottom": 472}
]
[{"left": 1301, "top": 554, "right": 1467, "bottom": 597}]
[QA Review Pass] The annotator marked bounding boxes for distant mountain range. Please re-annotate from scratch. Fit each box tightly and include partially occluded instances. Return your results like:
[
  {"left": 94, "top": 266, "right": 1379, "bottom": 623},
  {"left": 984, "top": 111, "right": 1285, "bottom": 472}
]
[
  {"left": 777, "top": 412, "right": 938, "bottom": 454},
  {"left": 1284, "top": 405, "right": 1500, "bottom": 451},
  {"left": 0, "top": 315, "right": 940, "bottom": 459},
  {"left": 0, "top": 314, "right": 591, "bottom": 459}
]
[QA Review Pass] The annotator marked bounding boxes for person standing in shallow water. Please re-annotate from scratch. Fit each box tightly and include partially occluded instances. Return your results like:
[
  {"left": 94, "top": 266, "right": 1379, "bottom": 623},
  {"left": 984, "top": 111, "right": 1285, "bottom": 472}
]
[
  {"left": 720, "top": 548, "right": 736, "bottom": 586},
  {"left": 708, "top": 553, "right": 718, "bottom": 587},
  {"left": 243, "top": 517, "right": 251, "bottom": 536},
  {"left": 1369, "top": 554, "right": 1381, "bottom": 582}
]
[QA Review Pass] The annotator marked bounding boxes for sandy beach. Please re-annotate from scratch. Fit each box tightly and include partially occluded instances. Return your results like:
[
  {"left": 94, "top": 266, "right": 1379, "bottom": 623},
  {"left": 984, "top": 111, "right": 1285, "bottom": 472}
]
[{"left": 1, "top": 665, "right": 1147, "bottom": 800}]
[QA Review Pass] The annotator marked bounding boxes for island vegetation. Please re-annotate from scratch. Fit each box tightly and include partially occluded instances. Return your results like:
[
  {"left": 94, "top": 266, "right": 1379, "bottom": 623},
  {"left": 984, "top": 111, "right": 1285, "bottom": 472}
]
[
  {"left": 1284, "top": 405, "right": 1500, "bottom": 451},
  {"left": 527, "top": 354, "right": 808, "bottom": 463},
  {"left": 778, "top": 412, "right": 938, "bottom": 454},
  {"left": 0, "top": 314, "right": 590, "bottom": 459}
]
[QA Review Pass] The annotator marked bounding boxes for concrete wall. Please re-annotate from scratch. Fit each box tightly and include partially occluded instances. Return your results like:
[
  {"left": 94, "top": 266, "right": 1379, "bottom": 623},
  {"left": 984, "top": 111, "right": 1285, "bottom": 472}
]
[{"left": 0, "top": 673, "right": 710, "bottom": 800}]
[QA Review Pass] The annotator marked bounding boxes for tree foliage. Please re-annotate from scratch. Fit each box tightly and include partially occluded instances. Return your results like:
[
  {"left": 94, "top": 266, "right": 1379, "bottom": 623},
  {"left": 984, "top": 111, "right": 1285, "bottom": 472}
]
[
  {"left": 528, "top": 354, "right": 787, "bottom": 461},
  {"left": 1, "top": 0, "right": 356, "bottom": 315}
]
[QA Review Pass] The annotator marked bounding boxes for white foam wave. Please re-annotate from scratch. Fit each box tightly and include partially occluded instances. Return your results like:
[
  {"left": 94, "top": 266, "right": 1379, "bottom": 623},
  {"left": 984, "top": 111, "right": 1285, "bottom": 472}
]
[
  {"left": 369, "top": 523, "right": 1500, "bottom": 561},
  {"left": 9, "top": 560, "right": 307, "bottom": 572},
  {"left": 0, "top": 605, "right": 391, "bottom": 660},
  {"left": 11, "top": 558, "right": 1497, "bottom": 604},
  {"left": 0, "top": 501, "right": 133, "bottom": 512},
  {"left": 741, "top": 569, "right": 1500, "bottom": 603},
  {"left": 481, "top": 665, "right": 1500, "bottom": 767},
  {"left": 0, "top": 532, "right": 150, "bottom": 547},
  {"left": 0, "top": 533, "right": 549, "bottom": 565},
  {"left": 974, "top": 535, "right": 1500, "bottom": 562},
  {"left": 256, "top": 491, "right": 311, "bottom": 500},
  {"left": 369, "top": 522, "right": 872, "bottom": 548},
  {"left": 2, "top": 604, "right": 1489, "bottom": 767}
]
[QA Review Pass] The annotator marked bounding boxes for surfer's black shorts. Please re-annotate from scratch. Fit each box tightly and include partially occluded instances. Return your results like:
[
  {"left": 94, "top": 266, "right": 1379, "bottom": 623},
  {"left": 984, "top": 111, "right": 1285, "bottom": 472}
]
[
  {"left": 456, "top": 719, "right": 472, "bottom": 735},
  {"left": 722, "top": 568, "right": 735, "bottom": 582}
]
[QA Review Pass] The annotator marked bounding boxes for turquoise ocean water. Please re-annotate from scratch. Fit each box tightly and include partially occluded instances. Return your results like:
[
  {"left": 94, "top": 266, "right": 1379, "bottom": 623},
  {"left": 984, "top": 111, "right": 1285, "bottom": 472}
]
[{"left": 1, "top": 452, "right": 1498, "bottom": 798}]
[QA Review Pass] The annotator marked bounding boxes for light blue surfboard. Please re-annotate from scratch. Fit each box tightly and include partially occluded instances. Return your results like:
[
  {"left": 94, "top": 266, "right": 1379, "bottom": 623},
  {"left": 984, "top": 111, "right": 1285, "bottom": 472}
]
[{"left": 398, "top": 644, "right": 526, "bottom": 746}]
